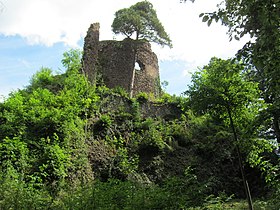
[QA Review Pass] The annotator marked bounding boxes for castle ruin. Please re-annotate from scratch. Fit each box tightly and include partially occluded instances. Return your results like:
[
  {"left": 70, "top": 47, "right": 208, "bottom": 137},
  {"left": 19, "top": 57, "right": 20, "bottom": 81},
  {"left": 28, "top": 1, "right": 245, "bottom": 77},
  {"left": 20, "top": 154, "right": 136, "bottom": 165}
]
[{"left": 82, "top": 23, "right": 161, "bottom": 97}]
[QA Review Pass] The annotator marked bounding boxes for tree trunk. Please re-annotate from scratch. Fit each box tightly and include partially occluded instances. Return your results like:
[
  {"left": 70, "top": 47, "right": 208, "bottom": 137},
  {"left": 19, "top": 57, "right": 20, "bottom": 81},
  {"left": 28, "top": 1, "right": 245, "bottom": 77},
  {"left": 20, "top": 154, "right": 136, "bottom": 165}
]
[{"left": 227, "top": 106, "right": 254, "bottom": 210}]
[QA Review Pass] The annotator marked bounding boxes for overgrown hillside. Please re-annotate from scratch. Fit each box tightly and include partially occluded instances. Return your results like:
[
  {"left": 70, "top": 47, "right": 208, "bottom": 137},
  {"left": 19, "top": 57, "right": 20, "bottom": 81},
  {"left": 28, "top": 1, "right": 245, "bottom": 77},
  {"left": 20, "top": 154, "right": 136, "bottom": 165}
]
[{"left": 0, "top": 50, "right": 279, "bottom": 209}]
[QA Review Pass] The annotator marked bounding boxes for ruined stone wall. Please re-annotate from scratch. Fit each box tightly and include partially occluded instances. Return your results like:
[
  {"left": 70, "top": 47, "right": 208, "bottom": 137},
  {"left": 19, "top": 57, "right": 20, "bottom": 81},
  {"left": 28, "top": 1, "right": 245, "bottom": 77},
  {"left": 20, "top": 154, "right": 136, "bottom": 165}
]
[
  {"left": 134, "top": 42, "right": 161, "bottom": 97},
  {"left": 82, "top": 23, "right": 161, "bottom": 97},
  {"left": 95, "top": 94, "right": 182, "bottom": 120},
  {"left": 97, "top": 40, "right": 135, "bottom": 91},
  {"left": 82, "top": 23, "right": 100, "bottom": 82}
]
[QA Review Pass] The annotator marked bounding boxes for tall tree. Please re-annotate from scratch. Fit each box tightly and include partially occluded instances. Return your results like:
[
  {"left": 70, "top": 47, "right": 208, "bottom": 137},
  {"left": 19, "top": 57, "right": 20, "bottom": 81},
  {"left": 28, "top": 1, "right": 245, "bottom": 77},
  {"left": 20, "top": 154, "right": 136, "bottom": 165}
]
[
  {"left": 186, "top": 58, "right": 261, "bottom": 122},
  {"left": 112, "top": 1, "right": 172, "bottom": 48},
  {"left": 199, "top": 0, "right": 280, "bottom": 144},
  {"left": 186, "top": 57, "right": 263, "bottom": 210},
  {"left": 112, "top": 1, "right": 172, "bottom": 97}
]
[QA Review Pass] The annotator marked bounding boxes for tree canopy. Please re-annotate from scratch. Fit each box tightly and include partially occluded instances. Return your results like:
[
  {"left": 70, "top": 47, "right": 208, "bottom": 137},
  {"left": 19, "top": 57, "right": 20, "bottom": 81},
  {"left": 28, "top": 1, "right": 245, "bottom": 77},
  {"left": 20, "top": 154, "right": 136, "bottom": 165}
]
[
  {"left": 186, "top": 57, "right": 261, "bottom": 135},
  {"left": 198, "top": 0, "right": 280, "bottom": 144},
  {"left": 111, "top": 1, "right": 172, "bottom": 48},
  {"left": 186, "top": 57, "right": 265, "bottom": 210}
]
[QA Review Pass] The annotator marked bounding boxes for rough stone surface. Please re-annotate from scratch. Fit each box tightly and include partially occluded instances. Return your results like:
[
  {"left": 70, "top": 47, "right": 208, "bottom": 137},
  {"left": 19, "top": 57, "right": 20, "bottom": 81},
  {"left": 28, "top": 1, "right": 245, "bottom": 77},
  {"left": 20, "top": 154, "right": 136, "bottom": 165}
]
[
  {"left": 134, "top": 41, "right": 161, "bottom": 97},
  {"left": 82, "top": 23, "right": 100, "bottom": 82},
  {"left": 98, "top": 40, "right": 135, "bottom": 91},
  {"left": 95, "top": 94, "right": 182, "bottom": 120},
  {"left": 140, "top": 102, "right": 182, "bottom": 120},
  {"left": 82, "top": 23, "right": 161, "bottom": 97}
]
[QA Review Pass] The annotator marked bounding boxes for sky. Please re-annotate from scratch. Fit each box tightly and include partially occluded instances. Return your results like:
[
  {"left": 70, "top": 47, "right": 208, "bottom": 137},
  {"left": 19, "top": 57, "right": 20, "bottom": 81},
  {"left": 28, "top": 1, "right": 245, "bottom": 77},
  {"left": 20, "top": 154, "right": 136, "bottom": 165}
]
[{"left": 0, "top": 0, "right": 249, "bottom": 100}]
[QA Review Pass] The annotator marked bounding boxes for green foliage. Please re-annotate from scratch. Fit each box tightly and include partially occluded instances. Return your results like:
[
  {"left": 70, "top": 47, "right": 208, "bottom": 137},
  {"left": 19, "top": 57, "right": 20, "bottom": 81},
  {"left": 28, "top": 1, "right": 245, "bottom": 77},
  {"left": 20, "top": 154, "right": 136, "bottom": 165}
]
[
  {"left": 185, "top": 58, "right": 270, "bottom": 207},
  {"left": 95, "top": 114, "right": 112, "bottom": 132},
  {"left": 156, "top": 93, "right": 186, "bottom": 107},
  {"left": 131, "top": 98, "right": 141, "bottom": 120},
  {"left": 245, "top": 138, "right": 280, "bottom": 198},
  {"left": 135, "top": 92, "right": 149, "bottom": 103},
  {"left": 0, "top": 166, "right": 52, "bottom": 210},
  {"left": 40, "top": 139, "right": 70, "bottom": 184},
  {"left": 186, "top": 57, "right": 262, "bottom": 137},
  {"left": 107, "top": 136, "right": 139, "bottom": 176},
  {"left": 112, "top": 86, "right": 129, "bottom": 98},
  {"left": 0, "top": 49, "right": 95, "bottom": 192},
  {"left": 163, "top": 166, "right": 207, "bottom": 208},
  {"left": 0, "top": 48, "right": 277, "bottom": 209},
  {"left": 181, "top": 111, "right": 246, "bottom": 196},
  {"left": 29, "top": 68, "right": 54, "bottom": 90},
  {"left": 200, "top": 0, "right": 280, "bottom": 42},
  {"left": 200, "top": 0, "right": 280, "bottom": 145},
  {"left": 135, "top": 117, "right": 171, "bottom": 153},
  {"left": 185, "top": 57, "right": 280, "bottom": 210},
  {"left": 0, "top": 174, "right": 276, "bottom": 210},
  {"left": 0, "top": 136, "right": 28, "bottom": 173},
  {"left": 203, "top": 192, "right": 234, "bottom": 208},
  {"left": 61, "top": 48, "right": 82, "bottom": 74},
  {"left": 53, "top": 179, "right": 169, "bottom": 210},
  {"left": 112, "top": 1, "right": 172, "bottom": 47}
]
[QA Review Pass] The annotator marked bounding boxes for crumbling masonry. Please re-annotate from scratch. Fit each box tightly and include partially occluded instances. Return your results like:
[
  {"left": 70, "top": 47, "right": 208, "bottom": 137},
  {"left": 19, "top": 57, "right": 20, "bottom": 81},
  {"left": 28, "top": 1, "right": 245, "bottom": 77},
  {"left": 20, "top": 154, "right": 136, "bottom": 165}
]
[{"left": 82, "top": 23, "right": 161, "bottom": 97}]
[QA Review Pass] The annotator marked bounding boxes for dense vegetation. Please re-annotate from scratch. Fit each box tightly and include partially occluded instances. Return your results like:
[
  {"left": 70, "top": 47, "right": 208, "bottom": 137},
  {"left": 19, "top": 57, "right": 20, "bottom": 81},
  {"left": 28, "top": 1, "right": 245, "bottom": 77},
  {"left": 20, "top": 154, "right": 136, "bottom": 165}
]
[
  {"left": 1, "top": 1, "right": 280, "bottom": 209},
  {"left": 196, "top": 0, "right": 280, "bottom": 147},
  {"left": 0, "top": 49, "right": 279, "bottom": 209}
]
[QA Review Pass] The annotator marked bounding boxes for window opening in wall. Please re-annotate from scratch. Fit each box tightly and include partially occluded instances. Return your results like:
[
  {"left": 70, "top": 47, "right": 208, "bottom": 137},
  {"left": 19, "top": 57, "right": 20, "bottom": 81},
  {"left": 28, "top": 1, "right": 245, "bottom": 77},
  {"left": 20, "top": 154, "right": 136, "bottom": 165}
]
[
  {"left": 135, "top": 60, "right": 145, "bottom": 71},
  {"left": 135, "top": 62, "right": 141, "bottom": 70}
]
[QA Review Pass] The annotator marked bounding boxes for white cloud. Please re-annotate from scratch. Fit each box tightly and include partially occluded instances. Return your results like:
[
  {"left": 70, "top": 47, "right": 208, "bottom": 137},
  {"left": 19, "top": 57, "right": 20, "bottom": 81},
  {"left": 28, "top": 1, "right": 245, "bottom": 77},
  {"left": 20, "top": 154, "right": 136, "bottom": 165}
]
[
  {"left": 0, "top": 0, "right": 146, "bottom": 46},
  {"left": 0, "top": 0, "right": 247, "bottom": 57},
  {"left": 0, "top": 0, "right": 251, "bottom": 95},
  {"left": 151, "top": 0, "right": 249, "bottom": 64}
]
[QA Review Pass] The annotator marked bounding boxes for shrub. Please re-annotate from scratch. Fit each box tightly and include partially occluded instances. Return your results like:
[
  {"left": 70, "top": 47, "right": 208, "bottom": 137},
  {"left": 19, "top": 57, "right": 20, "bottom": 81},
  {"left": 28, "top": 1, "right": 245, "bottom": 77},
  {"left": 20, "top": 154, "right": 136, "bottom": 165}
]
[
  {"left": 136, "top": 92, "right": 149, "bottom": 103},
  {"left": 93, "top": 114, "right": 113, "bottom": 135}
]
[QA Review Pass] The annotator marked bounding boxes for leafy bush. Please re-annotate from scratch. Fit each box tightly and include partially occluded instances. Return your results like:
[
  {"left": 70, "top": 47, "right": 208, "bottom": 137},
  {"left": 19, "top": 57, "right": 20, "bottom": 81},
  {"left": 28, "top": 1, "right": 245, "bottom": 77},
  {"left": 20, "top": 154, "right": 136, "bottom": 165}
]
[
  {"left": 29, "top": 68, "right": 54, "bottom": 90},
  {"left": 93, "top": 114, "right": 113, "bottom": 137},
  {"left": 0, "top": 136, "right": 29, "bottom": 173},
  {"left": 113, "top": 86, "right": 129, "bottom": 98},
  {"left": 0, "top": 166, "right": 52, "bottom": 210},
  {"left": 136, "top": 92, "right": 149, "bottom": 103}
]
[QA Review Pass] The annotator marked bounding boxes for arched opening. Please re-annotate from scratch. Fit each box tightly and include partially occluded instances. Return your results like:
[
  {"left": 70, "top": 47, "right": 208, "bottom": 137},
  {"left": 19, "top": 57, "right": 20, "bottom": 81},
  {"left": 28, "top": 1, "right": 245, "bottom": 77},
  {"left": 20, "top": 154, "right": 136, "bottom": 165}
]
[
  {"left": 135, "top": 62, "right": 141, "bottom": 70},
  {"left": 135, "top": 60, "right": 145, "bottom": 71}
]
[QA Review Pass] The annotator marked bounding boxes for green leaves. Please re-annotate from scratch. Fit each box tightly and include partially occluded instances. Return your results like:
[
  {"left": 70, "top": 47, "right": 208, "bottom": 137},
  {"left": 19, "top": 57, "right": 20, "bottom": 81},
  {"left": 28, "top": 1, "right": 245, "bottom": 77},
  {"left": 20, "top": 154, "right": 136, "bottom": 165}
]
[
  {"left": 0, "top": 49, "right": 97, "bottom": 189},
  {"left": 207, "top": 19, "right": 212, "bottom": 27},
  {"left": 0, "top": 136, "right": 29, "bottom": 172},
  {"left": 186, "top": 57, "right": 262, "bottom": 131},
  {"left": 40, "top": 140, "right": 70, "bottom": 182},
  {"left": 112, "top": 1, "right": 172, "bottom": 48},
  {"left": 200, "top": 12, "right": 219, "bottom": 27},
  {"left": 202, "top": 2, "right": 280, "bottom": 94},
  {"left": 208, "top": 1, "right": 280, "bottom": 144},
  {"left": 29, "top": 68, "right": 54, "bottom": 90},
  {"left": 62, "top": 49, "right": 82, "bottom": 74},
  {"left": 202, "top": 15, "right": 209, "bottom": 22}
]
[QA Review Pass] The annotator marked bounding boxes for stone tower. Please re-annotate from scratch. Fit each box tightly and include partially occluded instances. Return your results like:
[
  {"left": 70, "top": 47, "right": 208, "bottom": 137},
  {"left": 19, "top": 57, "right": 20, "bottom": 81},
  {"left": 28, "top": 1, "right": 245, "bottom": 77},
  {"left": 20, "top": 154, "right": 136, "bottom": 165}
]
[
  {"left": 82, "top": 23, "right": 161, "bottom": 97},
  {"left": 82, "top": 23, "right": 100, "bottom": 82}
]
